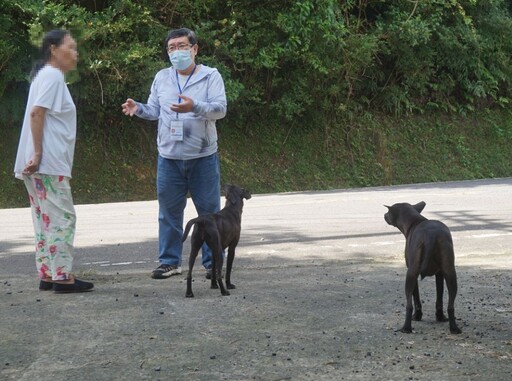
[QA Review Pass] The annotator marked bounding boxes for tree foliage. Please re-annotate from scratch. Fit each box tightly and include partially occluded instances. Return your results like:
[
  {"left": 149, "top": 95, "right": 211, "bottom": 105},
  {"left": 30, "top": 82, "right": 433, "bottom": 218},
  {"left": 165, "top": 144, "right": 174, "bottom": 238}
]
[{"left": 1, "top": 0, "right": 511, "bottom": 132}]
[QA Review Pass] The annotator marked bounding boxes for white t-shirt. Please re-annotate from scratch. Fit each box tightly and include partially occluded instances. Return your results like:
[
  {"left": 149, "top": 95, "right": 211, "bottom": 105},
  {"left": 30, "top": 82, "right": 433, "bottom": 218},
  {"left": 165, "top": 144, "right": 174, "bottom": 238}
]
[{"left": 14, "top": 65, "right": 76, "bottom": 179}]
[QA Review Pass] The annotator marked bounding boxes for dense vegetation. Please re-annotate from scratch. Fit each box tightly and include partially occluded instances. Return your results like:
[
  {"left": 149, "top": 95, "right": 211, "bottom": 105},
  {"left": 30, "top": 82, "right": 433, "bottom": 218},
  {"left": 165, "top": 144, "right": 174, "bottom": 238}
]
[{"left": 1, "top": 0, "right": 512, "bottom": 208}]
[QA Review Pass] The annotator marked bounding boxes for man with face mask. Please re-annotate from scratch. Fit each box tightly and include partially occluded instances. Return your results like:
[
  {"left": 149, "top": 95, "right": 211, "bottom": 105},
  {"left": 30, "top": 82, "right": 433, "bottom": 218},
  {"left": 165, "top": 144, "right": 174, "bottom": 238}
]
[{"left": 122, "top": 28, "right": 227, "bottom": 279}]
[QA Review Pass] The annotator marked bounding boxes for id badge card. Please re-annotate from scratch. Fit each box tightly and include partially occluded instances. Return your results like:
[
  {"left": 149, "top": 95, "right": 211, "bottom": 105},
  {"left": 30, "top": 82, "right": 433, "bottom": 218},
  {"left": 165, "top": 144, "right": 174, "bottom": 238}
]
[{"left": 170, "top": 120, "right": 184, "bottom": 141}]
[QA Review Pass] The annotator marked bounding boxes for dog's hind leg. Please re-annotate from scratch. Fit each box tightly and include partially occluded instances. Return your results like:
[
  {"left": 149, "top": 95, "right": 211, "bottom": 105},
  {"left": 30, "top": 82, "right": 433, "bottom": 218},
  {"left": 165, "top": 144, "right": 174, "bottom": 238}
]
[
  {"left": 186, "top": 233, "right": 202, "bottom": 298},
  {"left": 444, "top": 270, "right": 461, "bottom": 334},
  {"left": 435, "top": 273, "right": 448, "bottom": 322},
  {"left": 208, "top": 235, "right": 230, "bottom": 296},
  {"left": 401, "top": 271, "right": 416, "bottom": 333},
  {"left": 412, "top": 281, "right": 423, "bottom": 321}
]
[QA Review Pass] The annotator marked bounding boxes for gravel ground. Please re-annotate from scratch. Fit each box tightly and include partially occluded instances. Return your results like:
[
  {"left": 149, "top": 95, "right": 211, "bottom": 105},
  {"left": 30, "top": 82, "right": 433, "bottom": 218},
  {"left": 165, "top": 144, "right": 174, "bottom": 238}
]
[{"left": 1, "top": 253, "right": 511, "bottom": 381}]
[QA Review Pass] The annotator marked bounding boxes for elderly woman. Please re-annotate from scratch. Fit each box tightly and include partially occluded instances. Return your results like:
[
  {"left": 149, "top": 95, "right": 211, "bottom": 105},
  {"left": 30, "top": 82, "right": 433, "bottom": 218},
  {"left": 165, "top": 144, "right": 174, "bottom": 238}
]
[{"left": 14, "top": 29, "right": 94, "bottom": 293}]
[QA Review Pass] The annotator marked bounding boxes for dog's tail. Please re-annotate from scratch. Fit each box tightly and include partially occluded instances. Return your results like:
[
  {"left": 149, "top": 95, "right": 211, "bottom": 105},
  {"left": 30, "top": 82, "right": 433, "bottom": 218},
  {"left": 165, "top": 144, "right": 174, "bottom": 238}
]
[{"left": 182, "top": 217, "right": 200, "bottom": 242}]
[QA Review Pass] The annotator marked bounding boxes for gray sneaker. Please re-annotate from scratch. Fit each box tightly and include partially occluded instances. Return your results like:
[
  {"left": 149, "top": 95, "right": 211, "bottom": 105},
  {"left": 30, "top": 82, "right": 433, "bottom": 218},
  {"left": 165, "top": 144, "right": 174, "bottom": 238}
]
[{"left": 151, "top": 264, "right": 182, "bottom": 279}]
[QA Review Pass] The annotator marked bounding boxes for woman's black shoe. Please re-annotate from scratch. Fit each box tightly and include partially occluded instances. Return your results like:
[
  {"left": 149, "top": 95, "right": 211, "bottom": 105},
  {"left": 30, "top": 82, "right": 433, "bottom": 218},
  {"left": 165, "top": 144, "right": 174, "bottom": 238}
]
[
  {"left": 53, "top": 279, "right": 94, "bottom": 293},
  {"left": 39, "top": 280, "right": 54, "bottom": 291}
]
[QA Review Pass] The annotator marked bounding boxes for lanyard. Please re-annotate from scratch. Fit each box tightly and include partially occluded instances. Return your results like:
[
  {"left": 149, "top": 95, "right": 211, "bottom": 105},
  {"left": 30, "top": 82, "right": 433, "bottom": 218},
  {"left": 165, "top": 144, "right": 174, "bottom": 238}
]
[
  {"left": 175, "top": 65, "right": 196, "bottom": 119},
  {"left": 176, "top": 65, "right": 196, "bottom": 103}
]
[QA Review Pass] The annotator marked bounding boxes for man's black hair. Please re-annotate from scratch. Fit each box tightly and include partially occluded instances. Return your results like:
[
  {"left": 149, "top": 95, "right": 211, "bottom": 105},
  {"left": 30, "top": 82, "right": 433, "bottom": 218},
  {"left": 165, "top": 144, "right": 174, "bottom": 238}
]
[{"left": 164, "top": 28, "right": 198, "bottom": 49}]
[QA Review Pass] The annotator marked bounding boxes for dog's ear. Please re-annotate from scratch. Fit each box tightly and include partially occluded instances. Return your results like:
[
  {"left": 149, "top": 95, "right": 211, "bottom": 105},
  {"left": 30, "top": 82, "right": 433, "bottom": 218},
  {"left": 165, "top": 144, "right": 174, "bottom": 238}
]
[
  {"left": 225, "top": 185, "right": 239, "bottom": 204},
  {"left": 413, "top": 201, "right": 426, "bottom": 213},
  {"left": 227, "top": 193, "right": 237, "bottom": 204},
  {"left": 222, "top": 184, "right": 231, "bottom": 195},
  {"left": 384, "top": 205, "right": 391, "bottom": 209}
]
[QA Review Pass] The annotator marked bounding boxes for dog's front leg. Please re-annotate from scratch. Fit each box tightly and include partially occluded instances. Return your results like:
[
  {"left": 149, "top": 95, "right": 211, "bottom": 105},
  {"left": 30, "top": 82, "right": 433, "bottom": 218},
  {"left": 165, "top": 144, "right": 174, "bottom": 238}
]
[
  {"left": 209, "top": 240, "right": 230, "bottom": 296},
  {"left": 435, "top": 273, "right": 448, "bottom": 322},
  {"left": 401, "top": 272, "right": 416, "bottom": 333},
  {"left": 225, "top": 246, "right": 236, "bottom": 289},
  {"left": 210, "top": 254, "right": 218, "bottom": 289},
  {"left": 186, "top": 276, "right": 194, "bottom": 298},
  {"left": 215, "top": 253, "right": 230, "bottom": 296}
]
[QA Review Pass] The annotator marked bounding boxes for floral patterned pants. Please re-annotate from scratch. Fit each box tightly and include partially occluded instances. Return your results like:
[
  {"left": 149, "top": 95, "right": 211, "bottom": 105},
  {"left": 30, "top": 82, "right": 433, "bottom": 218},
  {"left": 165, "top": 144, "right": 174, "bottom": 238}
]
[{"left": 24, "top": 174, "right": 76, "bottom": 281}]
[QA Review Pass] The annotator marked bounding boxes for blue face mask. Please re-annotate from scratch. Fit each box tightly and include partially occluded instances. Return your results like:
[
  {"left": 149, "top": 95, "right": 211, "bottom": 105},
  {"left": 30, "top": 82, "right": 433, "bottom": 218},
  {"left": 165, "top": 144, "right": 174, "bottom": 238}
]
[{"left": 169, "top": 50, "right": 193, "bottom": 71}]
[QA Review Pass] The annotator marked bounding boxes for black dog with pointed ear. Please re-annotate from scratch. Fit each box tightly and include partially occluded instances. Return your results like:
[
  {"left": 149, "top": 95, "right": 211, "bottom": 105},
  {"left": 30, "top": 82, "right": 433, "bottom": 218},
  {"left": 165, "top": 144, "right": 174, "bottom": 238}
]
[
  {"left": 182, "top": 184, "right": 251, "bottom": 298},
  {"left": 384, "top": 202, "right": 461, "bottom": 334}
]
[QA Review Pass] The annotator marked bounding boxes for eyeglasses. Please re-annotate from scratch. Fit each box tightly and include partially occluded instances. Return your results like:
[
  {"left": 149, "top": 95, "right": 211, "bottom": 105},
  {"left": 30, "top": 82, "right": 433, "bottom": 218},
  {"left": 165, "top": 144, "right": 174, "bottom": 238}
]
[{"left": 167, "top": 43, "right": 193, "bottom": 53}]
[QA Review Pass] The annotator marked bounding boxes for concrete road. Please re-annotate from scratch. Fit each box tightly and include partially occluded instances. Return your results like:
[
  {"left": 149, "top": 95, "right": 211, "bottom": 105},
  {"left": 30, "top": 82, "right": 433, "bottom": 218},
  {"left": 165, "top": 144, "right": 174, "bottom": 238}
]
[{"left": 1, "top": 178, "right": 511, "bottom": 276}]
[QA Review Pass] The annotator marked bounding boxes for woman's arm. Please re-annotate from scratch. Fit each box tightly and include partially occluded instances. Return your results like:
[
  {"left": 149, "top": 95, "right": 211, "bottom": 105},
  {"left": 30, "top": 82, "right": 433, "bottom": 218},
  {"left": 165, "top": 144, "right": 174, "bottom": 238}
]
[{"left": 23, "top": 105, "right": 47, "bottom": 175}]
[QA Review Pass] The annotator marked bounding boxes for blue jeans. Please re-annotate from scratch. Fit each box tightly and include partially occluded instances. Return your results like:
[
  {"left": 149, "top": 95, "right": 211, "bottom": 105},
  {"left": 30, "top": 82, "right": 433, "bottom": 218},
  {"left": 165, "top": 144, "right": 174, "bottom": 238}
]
[{"left": 157, "top": 153, "right": 221, "bottom": 268}]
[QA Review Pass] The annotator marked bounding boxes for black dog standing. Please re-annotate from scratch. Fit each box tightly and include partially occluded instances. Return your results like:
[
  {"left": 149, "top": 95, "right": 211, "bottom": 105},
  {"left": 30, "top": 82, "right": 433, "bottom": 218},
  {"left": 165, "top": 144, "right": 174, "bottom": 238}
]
[
  {"left": 384, "top": 202, "right": 462, "bottom": 334},
  {"left": 182, "top": 185, "right": 251, "bottom": 297}
]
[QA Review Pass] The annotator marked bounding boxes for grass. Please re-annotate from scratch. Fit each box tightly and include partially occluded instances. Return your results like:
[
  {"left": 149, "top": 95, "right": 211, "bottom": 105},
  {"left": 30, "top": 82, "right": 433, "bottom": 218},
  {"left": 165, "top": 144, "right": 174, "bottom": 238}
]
[{"left": 1, "top": 109, "right": 512, "bottom": 209}]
